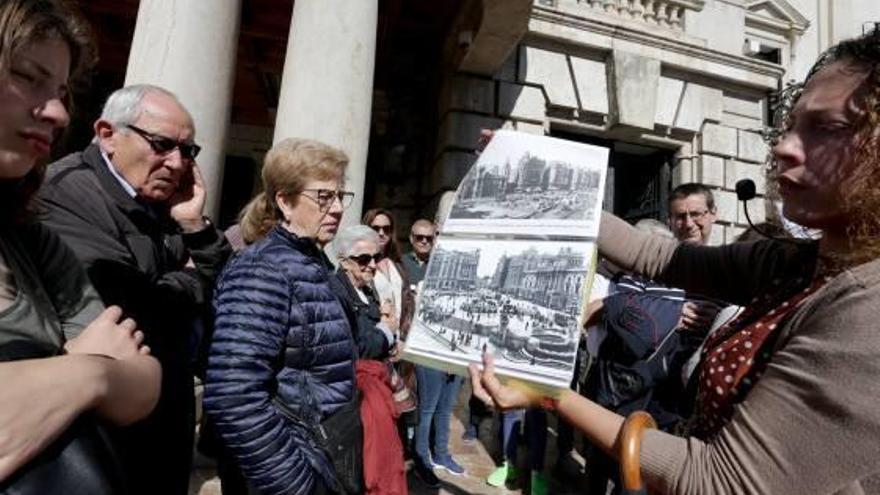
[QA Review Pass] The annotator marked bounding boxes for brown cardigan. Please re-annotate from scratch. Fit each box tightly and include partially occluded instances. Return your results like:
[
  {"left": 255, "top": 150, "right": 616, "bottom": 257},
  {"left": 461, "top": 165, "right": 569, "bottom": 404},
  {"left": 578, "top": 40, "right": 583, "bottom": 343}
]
[{"left": 599, "top": 212, "right": 880, "bottom": 495}]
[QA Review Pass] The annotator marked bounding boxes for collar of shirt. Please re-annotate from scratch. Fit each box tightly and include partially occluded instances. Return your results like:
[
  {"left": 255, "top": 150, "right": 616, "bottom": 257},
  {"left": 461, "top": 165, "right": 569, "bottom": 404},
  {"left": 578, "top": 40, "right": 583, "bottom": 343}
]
[
  {"left": 100, "top": 150, "right": 137, "bottom": 199},
  {"left": 409, "top": 251, "right": 428, "bottom": 265}
]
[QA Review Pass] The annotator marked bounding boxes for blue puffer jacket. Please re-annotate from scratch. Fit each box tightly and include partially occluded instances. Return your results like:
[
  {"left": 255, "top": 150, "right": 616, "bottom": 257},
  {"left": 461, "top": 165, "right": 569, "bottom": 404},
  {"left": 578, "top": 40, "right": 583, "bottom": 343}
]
[{"left": 204, "top": 226, "right": 355, "bottom": 495}]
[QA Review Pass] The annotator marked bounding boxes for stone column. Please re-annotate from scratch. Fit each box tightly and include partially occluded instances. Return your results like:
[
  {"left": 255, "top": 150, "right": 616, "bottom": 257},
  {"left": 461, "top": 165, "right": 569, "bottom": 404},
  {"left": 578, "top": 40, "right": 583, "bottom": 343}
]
[
  {"left": 273, "top": 0, "right": 379, "bottom": 225},
  {"left": 125, "top": 0, "right": 242, "bottom": 219}
]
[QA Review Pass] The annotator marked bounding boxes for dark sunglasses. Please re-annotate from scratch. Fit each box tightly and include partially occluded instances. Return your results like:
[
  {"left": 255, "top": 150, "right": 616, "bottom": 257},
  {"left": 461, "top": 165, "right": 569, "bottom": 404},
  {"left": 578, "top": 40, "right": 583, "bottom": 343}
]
[
  {"left": 413, "top": 235, "right": 434, "bottom": 243},
  {"left": 127, "top": 124, "right": 202, "bottom": 160},
  {"left": 348, "top": 253, "right": 382, "bottom": 266},
  {"left": 370, "top": 224, "right": 392, "bottom": 234}
]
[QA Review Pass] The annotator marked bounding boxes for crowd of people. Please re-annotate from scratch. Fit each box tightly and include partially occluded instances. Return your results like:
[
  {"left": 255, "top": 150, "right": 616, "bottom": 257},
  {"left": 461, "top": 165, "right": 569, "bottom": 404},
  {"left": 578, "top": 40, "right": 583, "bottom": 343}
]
[{"left": 2, "top": 1, "right": 880, "bottom": 495}]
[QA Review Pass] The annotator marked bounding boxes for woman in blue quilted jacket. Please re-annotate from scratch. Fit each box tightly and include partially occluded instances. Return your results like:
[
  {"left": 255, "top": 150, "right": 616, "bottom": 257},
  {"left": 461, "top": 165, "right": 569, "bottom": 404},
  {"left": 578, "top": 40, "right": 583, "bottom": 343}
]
[{"left": 204, "top": 138, "right": 358, "bottom": 495}]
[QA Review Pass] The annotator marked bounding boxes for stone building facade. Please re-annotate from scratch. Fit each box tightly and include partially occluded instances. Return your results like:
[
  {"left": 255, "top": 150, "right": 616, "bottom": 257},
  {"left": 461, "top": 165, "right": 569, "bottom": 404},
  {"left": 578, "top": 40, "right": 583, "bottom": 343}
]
[
  {"left": 429, "top": 0, "right": 880, "bottom": 244},
  {"left": 492, "top": 248, "right": 585, "bottom": 313},
  {"left": 71, "top": 1, "right": 880, "bottom": 241},
  {"left": 425, "top": 248, "right": 480, "bottom": 291}
]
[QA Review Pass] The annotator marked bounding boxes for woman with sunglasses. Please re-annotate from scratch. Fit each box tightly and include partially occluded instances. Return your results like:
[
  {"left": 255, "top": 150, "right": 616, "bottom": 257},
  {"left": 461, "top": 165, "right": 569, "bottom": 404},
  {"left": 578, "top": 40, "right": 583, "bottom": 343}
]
[
  {"left": 331, "top": 225, "right": 399, "bottom": 361},
  {"left": 330, "top": 225, "right": 407, "bottom": 494},
  {"left": 362, "top": 208, "right": 411, "bottom": 325},
  {"left": 205, "top": 138, "right": 360, "bottom": 495},
  {"left": 472, "top": 32, "right": 880, "bottom": 495},
  {"left": 0, "top": 0, "right": 160, "bottom": 487}
]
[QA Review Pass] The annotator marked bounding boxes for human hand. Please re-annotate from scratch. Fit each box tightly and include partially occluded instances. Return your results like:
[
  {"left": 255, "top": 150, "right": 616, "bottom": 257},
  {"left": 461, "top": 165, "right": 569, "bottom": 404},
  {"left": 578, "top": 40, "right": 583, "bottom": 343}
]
[
  {"left": 388, "top": 340, "right": 404, "bottom": 363},
  {"left": 678, "top": 301, "right": 721, "bottom": 331},
  {"left": 468, "top": 352, "right": 543, "bottom": 410},
  {"left": 476, "top": 129, "right": 496, "bottom": 155},
  {"left": 381, "top": 300, "right": 399, "bottom": 331},
  {"left": 169, "top": 163, "right": 207, "bottom": 233},
  {"left": 64, "top": 306, "right": 150, "bottom": 360}
]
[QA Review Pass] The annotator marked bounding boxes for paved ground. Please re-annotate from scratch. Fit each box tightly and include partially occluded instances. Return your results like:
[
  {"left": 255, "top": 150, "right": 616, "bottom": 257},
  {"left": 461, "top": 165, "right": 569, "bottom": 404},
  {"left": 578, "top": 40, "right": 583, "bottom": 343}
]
[{"left": 190, "top": 384, "right": 590, "bottom": 495}]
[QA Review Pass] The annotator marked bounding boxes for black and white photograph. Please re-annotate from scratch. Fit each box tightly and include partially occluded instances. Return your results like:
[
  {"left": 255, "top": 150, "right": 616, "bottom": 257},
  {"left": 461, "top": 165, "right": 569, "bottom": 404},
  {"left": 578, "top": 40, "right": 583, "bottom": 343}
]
[
  {"left": 403, "top": 238, "right": 595, "bottom": 389},
  {"left": 444, "top": 130, "right": 609, "bottom": 238}
]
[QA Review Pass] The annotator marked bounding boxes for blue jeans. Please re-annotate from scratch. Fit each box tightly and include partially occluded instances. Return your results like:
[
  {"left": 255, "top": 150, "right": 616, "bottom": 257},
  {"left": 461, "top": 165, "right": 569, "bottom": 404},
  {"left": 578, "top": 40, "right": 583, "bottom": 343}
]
[
  {"left": 500, "top": 408, "right": 547, "bottom": 470},
  {"left": 415, "top": 365, "right": 462, "bottom": 461}
]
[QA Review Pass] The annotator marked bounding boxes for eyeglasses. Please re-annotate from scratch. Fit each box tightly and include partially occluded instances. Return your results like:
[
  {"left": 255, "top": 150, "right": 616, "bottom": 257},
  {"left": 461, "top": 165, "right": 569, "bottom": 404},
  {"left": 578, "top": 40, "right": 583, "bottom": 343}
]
[
  {"left": 412, "top": 234, "right": 434, "bottom": 244},
  {"left": 370, "top": 224, "right": 392, "bottom": 234},
  {"left": 300, "top": 189, "right": 355, "bottom": 211},
  {"left": 672, "top": 210, "right": 711, "bottom": 223},
  {"left": 347, "top": 253, "right": 382, "bottom": 267},
  {"left": 126, "top": 125, "right": 201, "bottom": 160}
]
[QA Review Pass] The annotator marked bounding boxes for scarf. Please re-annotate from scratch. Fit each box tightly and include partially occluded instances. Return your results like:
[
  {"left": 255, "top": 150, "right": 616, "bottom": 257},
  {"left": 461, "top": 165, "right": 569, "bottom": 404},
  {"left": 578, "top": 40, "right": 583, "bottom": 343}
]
[{"left": 690, "top": 275, "right": 831, "bottom": 438}]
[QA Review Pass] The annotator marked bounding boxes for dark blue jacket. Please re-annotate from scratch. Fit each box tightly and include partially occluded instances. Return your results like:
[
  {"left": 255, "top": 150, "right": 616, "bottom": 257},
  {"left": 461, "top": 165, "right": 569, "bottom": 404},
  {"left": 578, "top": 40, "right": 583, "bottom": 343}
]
[
  {"left": 328, "top": 269, "right": 393, "bottom": 361},
  {"left": 204, "top": 226, "right": 356, "bottom": 495}
]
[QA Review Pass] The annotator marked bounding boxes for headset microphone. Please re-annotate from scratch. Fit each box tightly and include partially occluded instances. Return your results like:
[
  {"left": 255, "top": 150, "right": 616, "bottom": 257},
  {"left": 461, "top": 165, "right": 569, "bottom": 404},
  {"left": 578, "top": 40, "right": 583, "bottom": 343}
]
[
  {"left": 735, "top": 179, "right": 805, "bottom": 244},
  {"left": 735, "top": 179, "right": 757, "bottom": 202}
]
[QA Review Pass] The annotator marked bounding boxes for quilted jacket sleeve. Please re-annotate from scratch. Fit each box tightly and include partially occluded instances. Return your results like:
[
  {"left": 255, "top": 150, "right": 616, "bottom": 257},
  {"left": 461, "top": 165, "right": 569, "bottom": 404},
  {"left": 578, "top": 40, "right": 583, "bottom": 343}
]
[{"left": 204, "top": 259, "right": 318, "bottom": 495}]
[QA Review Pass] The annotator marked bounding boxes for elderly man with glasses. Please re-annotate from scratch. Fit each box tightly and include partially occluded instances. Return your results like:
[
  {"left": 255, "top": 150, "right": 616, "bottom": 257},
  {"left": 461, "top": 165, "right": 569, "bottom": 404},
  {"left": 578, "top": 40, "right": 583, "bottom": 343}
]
[
  {"left": 402, "top": 218, "right": 436, "bottom": 285},
  {"left": 38, "top": 84, "right": 231, "bottom": 495},
  {"left": 668, "top": 182, "right": 718, "bottom": 245}
]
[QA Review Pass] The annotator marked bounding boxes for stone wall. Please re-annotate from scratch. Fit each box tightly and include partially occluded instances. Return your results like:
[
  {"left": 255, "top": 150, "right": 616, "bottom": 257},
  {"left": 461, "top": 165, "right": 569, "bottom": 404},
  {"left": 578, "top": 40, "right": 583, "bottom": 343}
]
[{"left": 430, "top": 39, "right": 775, "bottom": 245}]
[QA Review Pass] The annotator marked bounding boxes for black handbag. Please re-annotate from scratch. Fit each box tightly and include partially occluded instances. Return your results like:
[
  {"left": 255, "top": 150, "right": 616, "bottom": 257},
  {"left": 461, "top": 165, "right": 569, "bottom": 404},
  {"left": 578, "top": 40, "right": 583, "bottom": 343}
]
[
  {"left": 273, "top": 396, "right": 364, "bottom": 495},
  {"left": 0, "top": 340, "right": 126, "bottom": 495},
  {"left": 273, "top": 296, "right": 364, "bottom": 495}
]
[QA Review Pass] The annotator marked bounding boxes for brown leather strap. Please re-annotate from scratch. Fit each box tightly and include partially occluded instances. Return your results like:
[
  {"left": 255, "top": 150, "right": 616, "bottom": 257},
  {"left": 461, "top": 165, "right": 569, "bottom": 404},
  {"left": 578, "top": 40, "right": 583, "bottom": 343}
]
[{"left": 620, "top": 411, "right": 657, "bottom": 491}]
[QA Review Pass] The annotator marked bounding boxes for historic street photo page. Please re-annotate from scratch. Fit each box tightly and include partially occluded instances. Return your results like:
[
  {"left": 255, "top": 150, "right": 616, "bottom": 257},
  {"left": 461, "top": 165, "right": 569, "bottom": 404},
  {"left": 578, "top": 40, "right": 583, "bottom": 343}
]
[
  {"left": 444, "top": 130, "right": 609, "bottom": 238},
  {"left": 403, "top": 238, "right": 595, "bottom": 389}
]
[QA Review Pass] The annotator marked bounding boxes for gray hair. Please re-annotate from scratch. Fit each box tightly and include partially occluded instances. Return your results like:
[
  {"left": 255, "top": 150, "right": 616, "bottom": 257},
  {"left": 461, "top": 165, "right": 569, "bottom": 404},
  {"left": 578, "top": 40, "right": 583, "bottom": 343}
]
[
  {"left": 334, "top": 225, "right": 379, "bottom": 258},
  {"left": 99, "top": 84, "right": 188, "bottom": 128},
  {"left": 635, "top": 218, "right": 674, "bottom": 238}
]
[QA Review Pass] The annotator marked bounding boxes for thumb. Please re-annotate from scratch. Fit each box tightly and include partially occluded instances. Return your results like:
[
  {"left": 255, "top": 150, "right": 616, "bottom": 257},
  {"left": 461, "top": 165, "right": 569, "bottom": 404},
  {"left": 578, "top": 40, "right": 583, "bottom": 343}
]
[
  {"left": 480, "top": 352, "right": 503, "bottom": 397},
  {"left": 468, "top": 362, "right": 493, "bottom": 407}
]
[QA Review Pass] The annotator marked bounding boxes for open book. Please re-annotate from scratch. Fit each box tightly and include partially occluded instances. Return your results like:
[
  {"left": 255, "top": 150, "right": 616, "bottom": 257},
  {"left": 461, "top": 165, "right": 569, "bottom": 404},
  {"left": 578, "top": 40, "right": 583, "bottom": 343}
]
[{"left": 401, "top": 130, "right": 610, "bottom": 391}]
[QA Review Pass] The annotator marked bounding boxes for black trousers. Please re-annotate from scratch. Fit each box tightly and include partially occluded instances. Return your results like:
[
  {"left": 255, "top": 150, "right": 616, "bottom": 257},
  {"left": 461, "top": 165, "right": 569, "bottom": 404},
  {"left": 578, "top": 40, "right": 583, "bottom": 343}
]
[{"left": 113, "top": 366, "right": 194, "bottom": 495}]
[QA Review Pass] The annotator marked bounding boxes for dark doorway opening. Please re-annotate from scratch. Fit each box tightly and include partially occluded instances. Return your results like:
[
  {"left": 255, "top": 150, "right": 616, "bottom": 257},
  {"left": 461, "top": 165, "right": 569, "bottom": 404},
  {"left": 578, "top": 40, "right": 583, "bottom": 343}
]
[{"left": 218, "top": 156, "right": 258, "bottom": 229}]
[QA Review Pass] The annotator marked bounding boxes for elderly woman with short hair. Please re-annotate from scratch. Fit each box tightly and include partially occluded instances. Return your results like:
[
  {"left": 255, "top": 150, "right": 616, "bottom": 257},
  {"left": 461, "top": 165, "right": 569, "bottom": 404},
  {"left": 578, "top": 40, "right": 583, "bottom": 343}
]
[
  {"left": 330, "top": 225, "right": 408, "bottom": 494},
  {"left": 331, "top": 225, "right": 398, "bottom": 360},
  {"left": 205, "top": 138, "right": 359, "bottom": 495}
]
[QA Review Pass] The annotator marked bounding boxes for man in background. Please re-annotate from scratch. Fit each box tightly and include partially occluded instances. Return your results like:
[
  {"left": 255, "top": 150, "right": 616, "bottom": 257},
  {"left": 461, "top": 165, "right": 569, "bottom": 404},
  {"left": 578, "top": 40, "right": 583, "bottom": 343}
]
[
  {"left": 402, "top": 218, "right": 435, "bottom": 284},
  {"left": 39, "top": 84, "right": 231, "bottom": 495},
  {"left": 668, "top": 183, "right": 717, "bottom": 245}
]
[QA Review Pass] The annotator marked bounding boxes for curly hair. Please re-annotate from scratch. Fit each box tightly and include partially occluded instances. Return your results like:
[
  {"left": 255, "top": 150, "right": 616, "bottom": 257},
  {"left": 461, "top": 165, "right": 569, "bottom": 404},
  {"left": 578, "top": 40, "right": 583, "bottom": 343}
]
[
  {"left": 0, "top": 0, "right": 96, "bottom": 225},
  {"left": 766, "top": 30, "right": 880, "bottom": 267}
]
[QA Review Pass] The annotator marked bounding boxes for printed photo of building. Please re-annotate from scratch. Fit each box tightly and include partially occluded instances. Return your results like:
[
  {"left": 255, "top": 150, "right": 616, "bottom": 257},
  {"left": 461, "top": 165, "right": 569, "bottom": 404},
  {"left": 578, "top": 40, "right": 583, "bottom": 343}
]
[{"left": 409, "top": 239, "right": 591, "bottom": 386}]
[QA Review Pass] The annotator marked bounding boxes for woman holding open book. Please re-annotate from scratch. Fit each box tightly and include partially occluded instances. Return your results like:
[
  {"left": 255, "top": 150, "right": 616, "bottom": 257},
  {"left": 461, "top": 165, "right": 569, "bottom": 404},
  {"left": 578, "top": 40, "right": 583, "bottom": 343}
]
[{"left": 471, "top": 31, "right": 880, "bottom": 495}]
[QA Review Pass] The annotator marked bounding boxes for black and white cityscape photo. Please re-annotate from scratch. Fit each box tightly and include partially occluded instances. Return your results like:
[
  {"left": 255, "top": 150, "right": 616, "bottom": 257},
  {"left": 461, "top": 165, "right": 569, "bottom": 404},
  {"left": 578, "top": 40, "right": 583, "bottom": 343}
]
[
  {"left": 444, "top": 130, "right": 609, "bottom": 238},
  {"left": 405, "top": 238, "right": 593, "bottom": 388}
]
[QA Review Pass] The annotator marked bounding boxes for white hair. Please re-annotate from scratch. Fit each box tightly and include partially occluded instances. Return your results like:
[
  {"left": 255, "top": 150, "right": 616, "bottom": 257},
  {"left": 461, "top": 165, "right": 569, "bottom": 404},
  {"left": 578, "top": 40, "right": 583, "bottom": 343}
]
[
  {"left": 334, "top": 225, "right": 379, "bottom": 258},
  {"left": 98, "top": 84, "right": 189, "bottom": 128}
]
